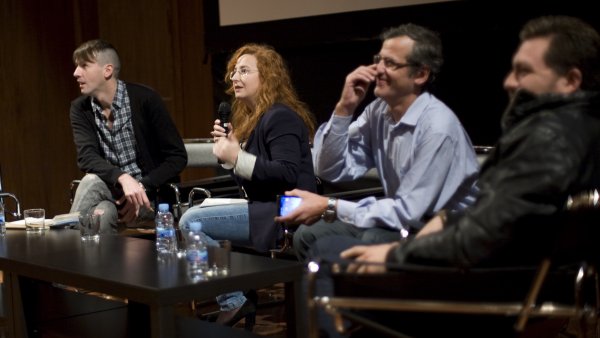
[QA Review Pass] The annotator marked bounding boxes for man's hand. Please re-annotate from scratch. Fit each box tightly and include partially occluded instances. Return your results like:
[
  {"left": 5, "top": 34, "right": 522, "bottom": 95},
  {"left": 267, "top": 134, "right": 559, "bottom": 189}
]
[
  {"left": 274, "top": 189, "right": 329, "bottom": 225},
  {"left": 340, "top": 242, "right": 399, "bottom": 274},
  {"left": 416, "top": 214, "right": 445, "bottom": 238},
  {"left": 335, "top": 64, "right": 377, "bottom": 116},
  {"left": 117, "top": 198, "right": 138, "bottom": 223},
  {"left": 116, "top": 173, "right": 151, "bottom": 222}
]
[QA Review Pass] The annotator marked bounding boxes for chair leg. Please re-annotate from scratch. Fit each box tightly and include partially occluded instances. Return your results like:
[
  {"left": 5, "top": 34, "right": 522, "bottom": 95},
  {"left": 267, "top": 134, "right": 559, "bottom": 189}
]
[
  {"left": 269, "top": 228, "right": 292, "bottom": 259},
  {"left": 577, "top": 264, "right": 600, "bottom": 338},
  {"left": 515, "top": 258, "right": 551, "bottom": 332}
]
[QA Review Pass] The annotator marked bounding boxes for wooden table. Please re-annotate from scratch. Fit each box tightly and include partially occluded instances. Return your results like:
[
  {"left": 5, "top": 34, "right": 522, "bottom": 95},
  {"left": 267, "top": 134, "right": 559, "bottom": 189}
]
[{"left": 0, "top": 229, "right": 304, "bottom": 338}]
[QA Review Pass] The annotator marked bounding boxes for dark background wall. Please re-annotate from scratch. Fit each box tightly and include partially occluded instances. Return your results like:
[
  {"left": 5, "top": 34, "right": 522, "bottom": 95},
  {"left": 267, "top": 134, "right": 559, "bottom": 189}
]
[
  {"left": 204, "top": 0, "right": 598, "bottom": 146},
  {"left": 0, "top": 0, "right": 595, "bottom": 218}
]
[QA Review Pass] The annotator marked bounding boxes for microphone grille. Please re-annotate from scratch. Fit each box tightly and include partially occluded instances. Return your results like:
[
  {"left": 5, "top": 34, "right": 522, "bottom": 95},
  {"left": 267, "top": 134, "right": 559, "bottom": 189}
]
[{"left": 218, "top": 101, "right": 231, "bottom": 114}]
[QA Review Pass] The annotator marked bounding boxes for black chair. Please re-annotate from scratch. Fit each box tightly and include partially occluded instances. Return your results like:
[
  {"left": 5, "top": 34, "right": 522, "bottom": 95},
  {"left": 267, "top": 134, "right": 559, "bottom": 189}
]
[
  {"left": 307, "top": 189, "right": 600, "bottom": 338},
  {"left": 474, "top": 145, "right": 495, "bottom": 165}
]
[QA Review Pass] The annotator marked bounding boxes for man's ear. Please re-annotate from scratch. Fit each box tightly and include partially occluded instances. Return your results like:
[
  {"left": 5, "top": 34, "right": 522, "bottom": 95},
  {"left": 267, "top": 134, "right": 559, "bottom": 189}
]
[
  {"left": 562, "top": 67, "right": 583, "bottom": 93},
  {"left": 413, "top": 66, "right": 431, "bottom": 87},
  {"left": 103, "top": 64, "right": 114, "bottom": 80}
]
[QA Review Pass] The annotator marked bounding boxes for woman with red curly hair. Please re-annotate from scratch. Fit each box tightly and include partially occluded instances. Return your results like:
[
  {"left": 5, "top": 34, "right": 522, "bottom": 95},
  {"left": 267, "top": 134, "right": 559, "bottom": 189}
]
[{"left": 179, "top": 43, "right": 317, "bottom": 328}]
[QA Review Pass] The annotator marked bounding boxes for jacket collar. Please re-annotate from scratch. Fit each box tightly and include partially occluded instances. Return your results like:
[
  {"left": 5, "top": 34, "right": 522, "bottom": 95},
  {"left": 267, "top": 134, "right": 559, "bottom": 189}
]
[{"left": 500, "top": 90, "right": 598, "bottom": 132}]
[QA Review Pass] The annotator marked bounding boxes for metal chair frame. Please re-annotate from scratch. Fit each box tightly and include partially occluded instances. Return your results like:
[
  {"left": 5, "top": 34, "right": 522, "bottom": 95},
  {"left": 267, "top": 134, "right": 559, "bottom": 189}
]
[{"left": 307, "top": 190, "right": 600, "bottom": 338}]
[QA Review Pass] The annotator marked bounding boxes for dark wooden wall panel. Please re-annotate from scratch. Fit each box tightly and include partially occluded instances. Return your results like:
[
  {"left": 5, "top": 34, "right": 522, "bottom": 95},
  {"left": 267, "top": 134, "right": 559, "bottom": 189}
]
[
  {"left": 0, "top": 0, "right": 214, "bottom": 218},
  {"left": 1, "top": 0, "right": 81, "bottom": 217}
]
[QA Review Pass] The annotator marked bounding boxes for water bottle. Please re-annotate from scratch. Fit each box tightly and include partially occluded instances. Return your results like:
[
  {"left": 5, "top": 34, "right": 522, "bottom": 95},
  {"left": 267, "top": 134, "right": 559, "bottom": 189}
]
[
  {"left": 0, "top": 200, "right": 6, "bottom": 235},
  {"left": 155, "top": 203, "right": 176, "bottom": 255},
  {"left": 186, "top": 233, "right": 209, "bottom": 281},
  {"left": 182, "top": 221, "right": 202, "bottom": 244},
  {"left": 177, "top": 221, "right": 202, "bottom": 258}
]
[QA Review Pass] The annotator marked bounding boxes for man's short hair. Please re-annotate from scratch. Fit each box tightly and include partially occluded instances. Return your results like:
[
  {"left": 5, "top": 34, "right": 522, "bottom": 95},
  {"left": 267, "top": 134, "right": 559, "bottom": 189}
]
[
  {"left": 381, "top": 23, "right": 444, "bottom": 88},
  {"left": 521, "top": 16, "right": 600, "bottom": 91},
  {"left": 73, "top": 39, "right": 121, "bottom": 79}
]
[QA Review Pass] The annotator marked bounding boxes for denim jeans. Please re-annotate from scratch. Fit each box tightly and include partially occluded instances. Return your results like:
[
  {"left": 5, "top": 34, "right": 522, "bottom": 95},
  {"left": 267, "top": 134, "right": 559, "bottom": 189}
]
[
  {"left": 70, "top": 174, "right": 154, "bottom": 233},
  {"left": 293, "top": 219, "right": 402, "bottom": 262},
  {"left": 179, "top": 202, "right": 251, "bottom": 311},
  {"left": 70, "top": 174, "right": 119, "bottom": 234}
]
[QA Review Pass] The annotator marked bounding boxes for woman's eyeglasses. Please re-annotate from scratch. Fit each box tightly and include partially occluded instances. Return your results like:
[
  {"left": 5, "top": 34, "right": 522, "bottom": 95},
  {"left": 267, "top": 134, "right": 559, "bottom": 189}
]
[{"left": 229, "top": 67, "right": 259, "bottom": 79}]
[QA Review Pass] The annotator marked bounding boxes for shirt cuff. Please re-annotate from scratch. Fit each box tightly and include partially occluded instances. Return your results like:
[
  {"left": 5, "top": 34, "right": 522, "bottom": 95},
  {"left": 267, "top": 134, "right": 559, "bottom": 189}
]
[
  {"left": 329, "top": 114, "right": 353, "bottom": 134},
  {"left": 234, "top": 150, "right": 256, "bottom": 180},
  {"left": 221, "top": 162, "right": 234, "bottom": 170},
  {"left": 336, "top": 199, "right": 360, "bottom": 226}
]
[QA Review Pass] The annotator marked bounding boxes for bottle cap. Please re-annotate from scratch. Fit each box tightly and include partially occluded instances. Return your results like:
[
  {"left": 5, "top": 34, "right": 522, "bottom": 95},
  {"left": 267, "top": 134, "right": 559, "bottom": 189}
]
[
  {"left": 189, "top": 221, "right": 202, "bottom": 233},
  {"left": 158, "top": 203, "right": 169, "bottom": 212}
]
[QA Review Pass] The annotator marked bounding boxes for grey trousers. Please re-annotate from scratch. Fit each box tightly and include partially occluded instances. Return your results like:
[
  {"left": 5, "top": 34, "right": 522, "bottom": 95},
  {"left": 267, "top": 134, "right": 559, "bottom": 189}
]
[
  {"left": 292, "top": 219, "right": 402, "bottom": 262},
  {"left": 70, "top": 174, "right": 154, "bottom": 234}
]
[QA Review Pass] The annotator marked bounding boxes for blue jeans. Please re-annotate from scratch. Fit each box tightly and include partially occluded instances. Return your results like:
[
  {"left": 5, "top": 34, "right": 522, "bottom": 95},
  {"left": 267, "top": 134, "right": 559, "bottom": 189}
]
[{"left": 179, "top": 202, "right": 251, "bottom": 311}]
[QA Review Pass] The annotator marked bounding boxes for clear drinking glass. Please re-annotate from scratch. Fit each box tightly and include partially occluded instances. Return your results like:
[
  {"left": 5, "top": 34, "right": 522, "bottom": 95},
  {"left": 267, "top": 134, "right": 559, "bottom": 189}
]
[
  {"left": 79, "top": 213, "right": 100, "bottom": 242},
  {"left": 24, "top": 208, "right": 46, "bottom": 233}
]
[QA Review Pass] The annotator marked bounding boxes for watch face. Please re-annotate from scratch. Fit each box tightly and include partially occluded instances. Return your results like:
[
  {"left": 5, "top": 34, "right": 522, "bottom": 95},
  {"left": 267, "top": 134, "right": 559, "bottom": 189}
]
[{"left": 322, "top": 198, "right": 337, "bottom": 222}]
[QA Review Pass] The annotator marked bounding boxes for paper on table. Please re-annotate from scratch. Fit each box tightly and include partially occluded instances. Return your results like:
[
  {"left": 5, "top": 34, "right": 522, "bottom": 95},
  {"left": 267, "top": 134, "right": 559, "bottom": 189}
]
[
  {"left": 5, "top": 212, "right": 80, "bottom": 229},
  {"left": 199, "top": 198, "right": 247, "bottom": 207},
  {"left": 6, "top": 219, "right": 55, "bottom": 229}
]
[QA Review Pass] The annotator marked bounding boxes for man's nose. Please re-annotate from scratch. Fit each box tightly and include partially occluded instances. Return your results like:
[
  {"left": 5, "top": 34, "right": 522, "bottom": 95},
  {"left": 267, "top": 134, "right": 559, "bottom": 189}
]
[{"left": 503, "top": 72, "right": 517, "bottom": 92}]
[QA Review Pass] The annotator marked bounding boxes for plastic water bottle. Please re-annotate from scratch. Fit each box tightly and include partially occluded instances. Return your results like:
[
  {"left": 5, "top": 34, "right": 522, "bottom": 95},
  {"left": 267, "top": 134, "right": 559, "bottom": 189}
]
[
  {"left": 155, "top": 203, "right": 176, "bottom": 255},
  {"left": 182, "top": 221, "right": 202, "bottom": 244},
  {"left": 0, "top": 200, "right": 6, "bottom": 235},
  {"left": 186, "top": 233, "right": 209, "bottom": 281},
  {"left": 177, "top": 221, "right": 202, "bottom": 258}
]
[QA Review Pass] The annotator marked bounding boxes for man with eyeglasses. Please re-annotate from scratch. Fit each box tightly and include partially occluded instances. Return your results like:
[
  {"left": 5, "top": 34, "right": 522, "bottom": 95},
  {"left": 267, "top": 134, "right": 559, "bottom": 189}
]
[{"left": 275, "top": 23, "right": 479, "bottom": 262}]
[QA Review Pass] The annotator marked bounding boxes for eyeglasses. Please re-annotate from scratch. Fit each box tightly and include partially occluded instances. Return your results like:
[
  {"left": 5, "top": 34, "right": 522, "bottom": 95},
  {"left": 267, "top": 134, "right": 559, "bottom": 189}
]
[
  {"left": 229, "top": 67, "right": 259, "bottom": 80},
  {"left": 373, "top": 54, "right": 415, "bottom": 71}
]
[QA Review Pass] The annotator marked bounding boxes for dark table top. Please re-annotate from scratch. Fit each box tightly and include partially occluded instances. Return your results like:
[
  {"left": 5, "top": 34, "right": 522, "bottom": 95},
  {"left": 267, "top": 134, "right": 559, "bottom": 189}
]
[{"left": 0, "top": 229, "right": 303, "bottom": 306}]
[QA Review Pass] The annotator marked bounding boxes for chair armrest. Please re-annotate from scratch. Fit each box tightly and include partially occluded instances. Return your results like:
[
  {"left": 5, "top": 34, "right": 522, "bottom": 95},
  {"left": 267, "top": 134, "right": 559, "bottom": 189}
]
[
  {"left": 184, "top": 138, "right": 219, "bottom": 168},
  {"left": 70, "top": 180, "right": 81, "bottom": 206},
  {"left": 319, "top": 169, "right": 384, "bottom": 201},
  {"left": 163, "top": 174, "right": 240, "bottom": 220},
  {"left": 188, "top": 187, "right": 212, "bottom": 208},
  {"left": 0, "top": 191, "right": 21, "bottom": 219}
]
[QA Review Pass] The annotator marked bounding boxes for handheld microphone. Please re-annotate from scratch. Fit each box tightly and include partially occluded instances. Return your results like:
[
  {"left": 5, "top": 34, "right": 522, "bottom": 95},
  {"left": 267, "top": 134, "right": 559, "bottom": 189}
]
[
  {"left": 216, "top": 102, "right": 231, "bottom": 165},
  {"left": 218, "top": 101, "right": 231, "bottom": 135}
]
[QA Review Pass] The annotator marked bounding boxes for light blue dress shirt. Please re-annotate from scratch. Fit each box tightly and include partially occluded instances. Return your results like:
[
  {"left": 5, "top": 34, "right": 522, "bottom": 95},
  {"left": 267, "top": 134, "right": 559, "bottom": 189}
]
[{"left": 313, "top": 93, "right": 479, "bottom": 232}]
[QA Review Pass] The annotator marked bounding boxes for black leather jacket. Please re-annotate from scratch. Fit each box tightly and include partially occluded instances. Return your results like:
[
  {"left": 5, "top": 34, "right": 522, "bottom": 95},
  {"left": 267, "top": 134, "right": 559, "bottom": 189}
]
[{"left": 388, "top": 91, "right": 600, "bottom": 268}]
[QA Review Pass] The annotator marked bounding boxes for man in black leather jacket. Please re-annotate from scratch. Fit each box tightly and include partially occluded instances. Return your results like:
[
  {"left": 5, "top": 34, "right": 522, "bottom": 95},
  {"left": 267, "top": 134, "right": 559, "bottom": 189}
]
[
  {"left": 336, "top": 15, "right": 600, "bottom": 271},
  {"left": 309, "top": 15, "right": 600, "bottom": 338}
]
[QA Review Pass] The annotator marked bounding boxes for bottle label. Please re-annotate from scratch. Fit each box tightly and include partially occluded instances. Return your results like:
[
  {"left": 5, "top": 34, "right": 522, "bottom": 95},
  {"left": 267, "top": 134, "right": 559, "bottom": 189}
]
[
  {"left": 199, "top": 250, "right": 208, "bottom": 263},
  {"left": 0, "top": 213, "right": 5, "bottom": 234},
  {"left": 186, "top": 249, "right": 200, "bottom": 263},
  {"left": 157, "top": 228, "right": 174, "bottom": 239}
]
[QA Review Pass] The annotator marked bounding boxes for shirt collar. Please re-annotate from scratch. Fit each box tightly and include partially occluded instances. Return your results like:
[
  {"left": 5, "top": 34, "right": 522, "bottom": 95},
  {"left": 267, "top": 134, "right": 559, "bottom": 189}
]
[
  {"left": 386, "top": 91, "right": 431, "bottom": 127},
  {"left": 90, "top": 79, "right": 125, "bottom": 113}
]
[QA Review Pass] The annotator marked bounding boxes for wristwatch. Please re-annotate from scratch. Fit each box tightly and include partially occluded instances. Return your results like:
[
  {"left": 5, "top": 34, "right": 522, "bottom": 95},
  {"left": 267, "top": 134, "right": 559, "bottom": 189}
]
[{"left": 322, "top": 197, "right": 337, "bottom": 223}]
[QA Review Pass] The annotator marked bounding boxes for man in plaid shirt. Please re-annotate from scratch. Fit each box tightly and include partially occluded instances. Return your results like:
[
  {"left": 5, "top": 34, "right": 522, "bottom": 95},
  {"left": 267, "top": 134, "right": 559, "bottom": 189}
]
[{"left": 70, "top": 39, "right": 187, "bottom": 233}]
